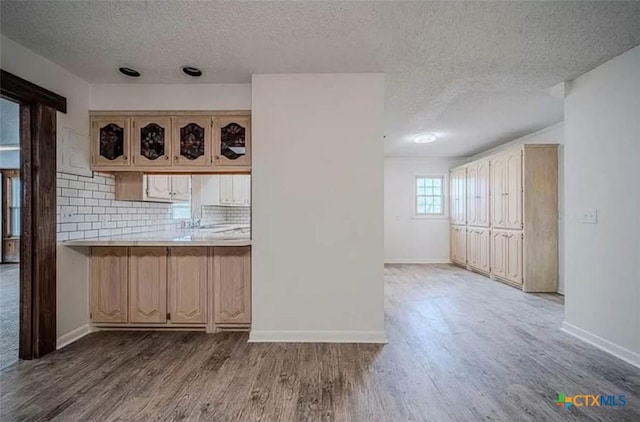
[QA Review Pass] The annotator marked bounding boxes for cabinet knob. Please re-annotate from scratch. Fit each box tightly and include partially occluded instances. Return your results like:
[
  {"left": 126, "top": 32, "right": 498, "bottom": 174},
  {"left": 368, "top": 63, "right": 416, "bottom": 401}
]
[
  {"left": 215, "top": 155, "right": 219, "bottom": 160},
  {"left": 174, "top": 156, "right": 178, "bottom": 160},
  {"left": 164, "top": 156, "right": 169, "bottom": 160},
  {"left": 123, "top": 155, "right": 128, "bottom": 160}
]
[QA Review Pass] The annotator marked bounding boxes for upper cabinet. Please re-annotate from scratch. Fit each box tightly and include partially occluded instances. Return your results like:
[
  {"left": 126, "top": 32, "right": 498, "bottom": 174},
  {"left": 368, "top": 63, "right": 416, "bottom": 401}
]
[
  {"left": 467, "top": 158, "right": 490, "bottom": 228},
  {"left": 131, "top": 117, "right": 172, "bottom": 167},
  {"left": 450, "top": 166, "right": 466, "bottom": 225},
  {"left": 214, "top": 116, "right": 251, "bottom": 167},
  {"left": 491, "top": 150, "right": 522, "bottom": 230},
  {"left": 173, "top": 116, "right": 213, "bottom": 168},
  {"left": 91, "top": 112, "right": 251, "bottom": 173},
  {"left": 91, "top": 117, "right": 131, "bottom": 168}
]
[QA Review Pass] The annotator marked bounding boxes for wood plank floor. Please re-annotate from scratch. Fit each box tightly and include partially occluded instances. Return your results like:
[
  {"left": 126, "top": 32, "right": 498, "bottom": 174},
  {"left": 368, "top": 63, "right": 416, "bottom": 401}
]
[{"left": 1, "top": 264, "right": 639, "bottom": 421}]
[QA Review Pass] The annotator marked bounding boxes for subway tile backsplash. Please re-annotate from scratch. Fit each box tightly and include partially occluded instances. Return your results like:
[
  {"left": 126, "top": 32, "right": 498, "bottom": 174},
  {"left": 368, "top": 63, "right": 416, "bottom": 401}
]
[
  {"left": 56, "top": 171, "right": 182, "bottom": 242},
  {"left": 201, "top": 205, "right": 251, "bottom": 225}
]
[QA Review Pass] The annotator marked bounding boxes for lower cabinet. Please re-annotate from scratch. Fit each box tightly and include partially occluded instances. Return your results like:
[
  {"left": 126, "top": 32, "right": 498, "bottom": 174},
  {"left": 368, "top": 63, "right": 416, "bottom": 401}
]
[
  {"left": 169, "top": 247, "right": 208, "bottom": 324},
  {"left": 450, "top": 225, "right": 467, "bottom": 265},
  {"left": 467, "top": 228, "right": 490, "bottom": 275},
  {"left": 213, "top": 247, "right": 251, "bottom": 325},
  {"left": 129, "top": 247, "right": 167, "bottom": 324},
  {"left": 490, "top": 230, "right": 523, "bottom": 286},
  {"left": 90, "top": 247, "right": 129, "bottom": 323},
  {"left": 89, "top": 246, "right": 251, "bottom": 330}
]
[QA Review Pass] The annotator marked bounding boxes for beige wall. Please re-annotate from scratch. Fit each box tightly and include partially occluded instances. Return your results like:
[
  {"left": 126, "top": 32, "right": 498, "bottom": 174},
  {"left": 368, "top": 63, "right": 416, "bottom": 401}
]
[{"left": 250, "top": 74, "right": 386, "bottom": 342}]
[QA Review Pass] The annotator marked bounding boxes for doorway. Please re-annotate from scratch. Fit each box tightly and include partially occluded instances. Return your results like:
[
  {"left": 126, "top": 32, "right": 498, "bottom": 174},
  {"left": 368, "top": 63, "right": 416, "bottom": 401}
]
[
  {"left": 1, "top": 70, "right": 66, "bottom": 363},
  {"left": 0, "top": 98, "right": 21, "bottom": 369}
]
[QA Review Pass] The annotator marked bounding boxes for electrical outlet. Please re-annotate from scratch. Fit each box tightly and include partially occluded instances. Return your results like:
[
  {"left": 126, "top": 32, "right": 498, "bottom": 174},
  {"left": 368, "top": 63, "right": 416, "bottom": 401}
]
[{"left": 580, "top": 209, "right": 598, "bottom": 224}]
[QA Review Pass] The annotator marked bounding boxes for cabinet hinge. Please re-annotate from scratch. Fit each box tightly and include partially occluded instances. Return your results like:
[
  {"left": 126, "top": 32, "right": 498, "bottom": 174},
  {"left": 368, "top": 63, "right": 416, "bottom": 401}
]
[
  {"left": 167, "top": 313, "right": 171, "bottom": 320},
  {"left": 211, "top": 119, "right": 214, "bottom": 128},
  {"left": 89, "top": 311, "right": 92, "bottom": 319}
]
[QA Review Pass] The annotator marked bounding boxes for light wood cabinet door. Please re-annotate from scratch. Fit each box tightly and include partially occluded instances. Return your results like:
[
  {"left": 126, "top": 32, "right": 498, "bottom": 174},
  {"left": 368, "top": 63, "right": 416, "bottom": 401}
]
[
  {"left": 173, "top": 116, "right": 213, "bottom": 168},
  {"left": 504, "top": 149, "right": 523, "bottom": 229},
  {"left": 213, "top": 246, "right": 251, "bottom": 324},
  {"left": 219, "top": 176, "right": 233, "bottom": 205},
  {"left": 476, "top": 158, "right": 490, "bottom": 227},
  {"left": 144, "top": 175, "right": 172, "bottom": 201},
  {"left": 450, "top": 226, "right": 467, "bottom": 265},
  {"left": 466, "top": 163, "right": 478, "bottom": 226},
  {"left": 214, "top": 116, "right": 251, "bottom": 167},
  {"left": 504, "top": 232, "right": 523, "bottom": 284},
  {"left": 131, "top": 116, "right": 172, "bottom": 167},
  {"left": 232, "top": 175, "right": 251, "bottom": 206},
  {"left": 171, "top": 175, "right": 191, "bottom": 202},
  {"left": 91, "top": 117, "right": 131, "bottom": 168},
  {"left": 199, "top": 175, "right": 221, "bottom": 206},
  {"left": 450, "top": 168, "right": 466, "bottom": 225},
  {"left": 468, "top": 228, "right": 490, "bottom": 274},
  {"left": 490, "top": 154, "right": 507, "bottom": 228},
  {"left": 169, "top": 247, "right": 208, "bottom": 324},
  {"left": 129, "top": 247, "right": 167, "bottom": 324},
  {"left": 90, "top": 247, "right": 128, "bottom": 323},
  {"left": 491, "top": 231, "right": 506, "bottom": 279}
]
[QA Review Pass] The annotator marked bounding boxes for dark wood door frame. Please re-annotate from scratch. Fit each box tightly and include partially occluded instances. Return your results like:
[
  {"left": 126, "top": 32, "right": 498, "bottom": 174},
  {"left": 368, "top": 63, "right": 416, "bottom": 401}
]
[{"left": 1, "top": 70, "right": 67, "bottom": 359}]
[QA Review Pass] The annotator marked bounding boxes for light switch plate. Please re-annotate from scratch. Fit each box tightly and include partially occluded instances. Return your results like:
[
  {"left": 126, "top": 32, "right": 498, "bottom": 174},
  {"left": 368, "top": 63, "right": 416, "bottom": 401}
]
[{"left": 580, "top": 209, "right": 598, "bottom": 224}]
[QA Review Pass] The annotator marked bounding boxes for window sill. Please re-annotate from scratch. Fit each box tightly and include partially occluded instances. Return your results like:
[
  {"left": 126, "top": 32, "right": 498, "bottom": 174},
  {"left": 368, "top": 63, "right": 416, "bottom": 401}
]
[{"left": 411, "top": 215, "right": 449, "bottom": 220}]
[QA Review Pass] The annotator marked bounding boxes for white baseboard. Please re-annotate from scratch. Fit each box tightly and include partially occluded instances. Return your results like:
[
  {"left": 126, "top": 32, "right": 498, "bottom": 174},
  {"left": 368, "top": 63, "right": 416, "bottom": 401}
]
[
  {"left": 384, "top": 259, "right": 451, "bottom": 264},
  {"left": 56, "top": 324, "right": 91, "bottom": 350},
  {"left": 561, "top": 321, "right": 640, "bottom": 369},
  {"left": 249, "top": 330, "right": 388, "bottom": 343}
]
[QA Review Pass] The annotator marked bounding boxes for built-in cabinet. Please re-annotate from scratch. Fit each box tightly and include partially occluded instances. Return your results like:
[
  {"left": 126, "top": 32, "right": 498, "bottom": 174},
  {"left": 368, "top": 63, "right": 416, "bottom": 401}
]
[
  {"left": 450, "top": 167, "right": 466, "bottom": 225},
  {"left": 114, "top": 173, "right": 191, "bottom": 203},
  {"left": 90, "top": 112, "right": 251, "bottom": 173},
  {"left": 450, "top": 144, "right": 558, "bottom": 292},
  {"left": 193, "top": 175, "right": 251, "bottom": 207},
  {"left": 90, "top": 246, "right": 251, "bottom": 331}
]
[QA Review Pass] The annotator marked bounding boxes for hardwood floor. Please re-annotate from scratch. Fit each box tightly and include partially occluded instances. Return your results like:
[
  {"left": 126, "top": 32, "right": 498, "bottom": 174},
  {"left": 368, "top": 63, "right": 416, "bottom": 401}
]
[
  {"left": 1, "top": 264, "right": 639, "bottom": 421},
  {"left": 0, "top": 264, "right": 19, "bottom": 370}
]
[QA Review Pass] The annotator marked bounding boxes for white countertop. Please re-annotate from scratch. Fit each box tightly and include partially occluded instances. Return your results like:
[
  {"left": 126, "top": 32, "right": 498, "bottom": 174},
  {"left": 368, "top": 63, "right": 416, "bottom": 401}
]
[{"left": 64, "top": 225, "right": 251, "bottom": 247}]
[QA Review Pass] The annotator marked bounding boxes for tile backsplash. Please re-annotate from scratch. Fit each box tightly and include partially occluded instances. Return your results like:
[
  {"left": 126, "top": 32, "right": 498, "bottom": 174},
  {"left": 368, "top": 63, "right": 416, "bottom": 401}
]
[
  {"left": 201, "top": 205, "right": 251, "bottom": 225},
  {"left": 56, "top": 172, "right": 182, "bottom": 242}
]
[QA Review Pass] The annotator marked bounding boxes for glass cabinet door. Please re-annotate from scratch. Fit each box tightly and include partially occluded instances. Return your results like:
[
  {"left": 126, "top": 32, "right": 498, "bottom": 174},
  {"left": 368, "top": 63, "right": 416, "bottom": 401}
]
[
  {"left": 172, "top": 116, "right": 212, "bottom": 167},
  {"left": 92, "top": 117, "right": 131, "bottom": 167},
  {"left": 132, "top": 117, "right": 172, "bottom": 167},
  {"left": 214, "top": 116, "right": 251, "bottom": 167}
]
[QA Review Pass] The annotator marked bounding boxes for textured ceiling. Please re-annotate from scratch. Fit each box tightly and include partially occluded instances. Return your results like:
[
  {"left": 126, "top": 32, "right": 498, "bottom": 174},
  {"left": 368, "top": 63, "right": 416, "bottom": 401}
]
[{"left": 2, "top": 1, "right": 639, "bottom": 157}]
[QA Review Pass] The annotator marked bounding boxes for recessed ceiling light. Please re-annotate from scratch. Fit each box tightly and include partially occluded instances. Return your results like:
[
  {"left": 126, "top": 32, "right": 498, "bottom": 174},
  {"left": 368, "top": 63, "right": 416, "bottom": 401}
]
[
  {"left": 182, "top": 66, "right": 203, "bottom": 77},
  {"left": 118, "top": 67, "right": 141, "bottom": 78},
  {"left": 414, "top": 133, "right": 437, "bottom": 144}
]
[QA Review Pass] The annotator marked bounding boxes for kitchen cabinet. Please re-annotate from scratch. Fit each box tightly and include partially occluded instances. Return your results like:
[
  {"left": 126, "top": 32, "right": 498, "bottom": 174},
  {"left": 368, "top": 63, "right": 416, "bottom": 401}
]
[
  {"left": 214, "top": 116, "right": 251, "bottom": 167},
  {"left": 450, "top": 225, "right": 467, "bottom": 266},
  {"left": 467, "top": 228, "right": 490, "bottom": 275},
  {"left": 90, "top": 111, "right": 251, "bottom": 172},
  {"left": 467, "top": 158, "right": 489, "bottom": 228},
  {"left": 210, "top": 175, "right": 250, "bottom": 206},
  {"left": 131, "top": 116, "right": 172, "bottom": 168},
  {"left": 173, "top": 116, "right": 213, "bottom": 168},
  {"left": 115, "top": 173, "right": 191, "bottom": 203},
  {"left": 89, "top": 246, "right": 252, "bottom": 330},
  {"left": 169, "top": 247, "right": 208, "bottom": 324},
  {"left": 213, "top": 246, "right": 251, "bottom": 325},
  {"left": 90, "top": 247, "right": 128, "bottom": 323},
  {"left": 450, "top": 166, "right": 466, "bottom": 225},
  {"left": 491, "top": 150, "right": 522, "bottom": 230},
  {"left": 91, "top": 117, "right": 131, "bottom": 169},
  {"left": 491, "top": 230, "right": 523, "bottom": 286},
  {"left": 129, "top": 247, "right": 167, "bottom": 324},
  {"left": 451, "top": 145, "right": 558, "bottom": 292}
]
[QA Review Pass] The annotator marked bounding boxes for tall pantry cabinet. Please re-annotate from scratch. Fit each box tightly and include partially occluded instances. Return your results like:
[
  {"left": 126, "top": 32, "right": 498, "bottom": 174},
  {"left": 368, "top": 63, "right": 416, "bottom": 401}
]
[{"left": 449, "top": 144, "right": 558, "bottom": 292}]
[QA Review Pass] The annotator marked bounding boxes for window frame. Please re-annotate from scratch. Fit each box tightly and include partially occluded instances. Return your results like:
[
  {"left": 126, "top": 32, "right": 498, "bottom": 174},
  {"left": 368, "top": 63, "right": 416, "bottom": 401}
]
[{"left": 413, "top": 174, "right": 447, "bottom": 219}]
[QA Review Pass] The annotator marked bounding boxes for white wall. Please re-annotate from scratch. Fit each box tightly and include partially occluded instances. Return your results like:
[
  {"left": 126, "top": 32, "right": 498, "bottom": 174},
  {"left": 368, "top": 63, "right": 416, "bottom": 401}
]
[
  {"left": 563, "top": 45, "right": 640, "bottom": 367},
  {"left": 1, "top": 35, "right": 92, "bottom": 345},
  {"left": 1, "top": 35, "right": 92, "bottom": 177},
  {"left": 250, "top": 74, "right": 386, "bottom": 342},
  {"left": 469, "top": 122, "right": 566, "bottom": 293},
  {"left": 385, "top": 158, "right": 464, "bottom": 263},
  {"left": 90, "top": 84, "right": 251, "bottom": 110}
]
